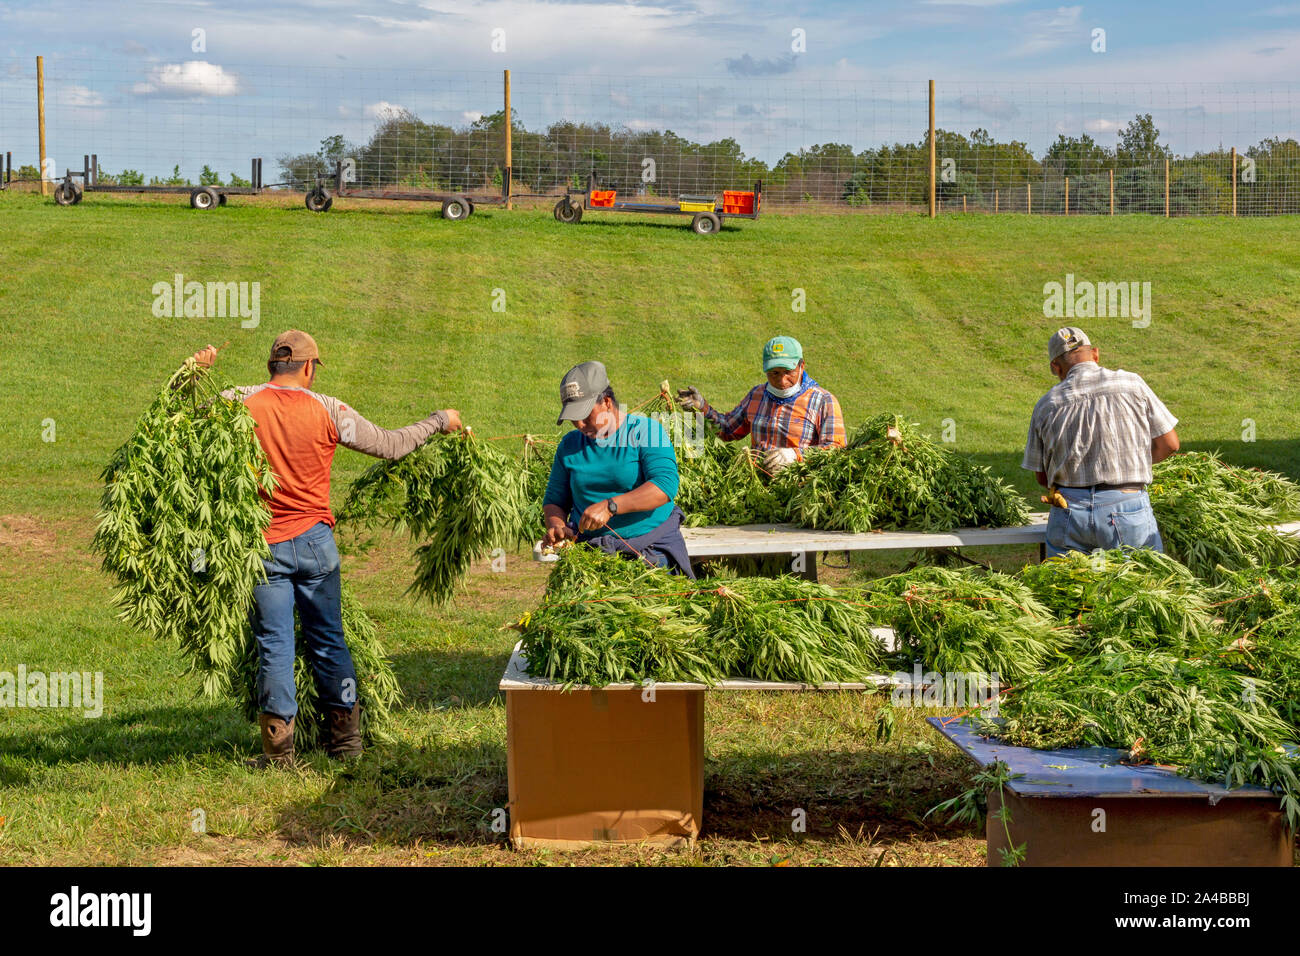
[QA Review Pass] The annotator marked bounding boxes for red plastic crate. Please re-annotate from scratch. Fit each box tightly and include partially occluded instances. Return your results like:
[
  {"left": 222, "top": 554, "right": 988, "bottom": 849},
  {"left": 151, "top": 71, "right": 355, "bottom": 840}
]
[
  {"left": 722, "top": 190, "right": 755, "bottom": 215},
  {"left": 589, "top": 189, "right": 617, "bottom": 207}
]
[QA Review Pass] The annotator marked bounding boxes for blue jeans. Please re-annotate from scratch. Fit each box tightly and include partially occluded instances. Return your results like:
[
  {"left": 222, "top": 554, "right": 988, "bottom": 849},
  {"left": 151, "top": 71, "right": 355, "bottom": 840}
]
[
  {"left": 1045, "top": 487, "right": 1164, "bottom": 558},
  {"left": 249, "top": 522, "right": 357, "bottom": 720}
]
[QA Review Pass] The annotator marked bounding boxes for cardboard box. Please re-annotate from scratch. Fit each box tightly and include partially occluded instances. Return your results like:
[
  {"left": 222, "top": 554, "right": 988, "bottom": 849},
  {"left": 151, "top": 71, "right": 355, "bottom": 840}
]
[
  {"left": 506, "top": 687, "right": 704, "bottom": 849},
  {"left": 987, "top": 789, "right": 1292, "bottom": 867}
]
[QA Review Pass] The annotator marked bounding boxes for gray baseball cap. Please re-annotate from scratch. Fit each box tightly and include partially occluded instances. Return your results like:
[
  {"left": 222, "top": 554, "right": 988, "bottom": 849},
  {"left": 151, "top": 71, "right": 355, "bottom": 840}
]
[
  {"left": 556, "top": 361, "right": 610, "bottom": 425},
  {"left": 1048, "top": 326, "right": 1092, "bottom": 362}
]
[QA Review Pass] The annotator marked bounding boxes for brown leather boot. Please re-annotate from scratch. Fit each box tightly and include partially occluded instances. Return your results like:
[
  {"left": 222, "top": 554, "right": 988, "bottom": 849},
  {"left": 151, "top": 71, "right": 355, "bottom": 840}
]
[
  {"left": 322, "top": 704, "right": 363, "bottom": 760},
  {"left": 247, "top": 713, "right": 295, "bottom": 768}
]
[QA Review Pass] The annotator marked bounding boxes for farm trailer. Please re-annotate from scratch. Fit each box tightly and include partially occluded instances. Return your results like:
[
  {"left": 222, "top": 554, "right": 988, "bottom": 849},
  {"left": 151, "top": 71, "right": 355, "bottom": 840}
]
[
  {"left": 52, "top": 155, "right": 268, "bottom": 209},
  {"left": 553, "top": 173, "right": 762, "bottom": 235},
  {"left": 304, "top": 160, "right": 512, "bottom": 221}
]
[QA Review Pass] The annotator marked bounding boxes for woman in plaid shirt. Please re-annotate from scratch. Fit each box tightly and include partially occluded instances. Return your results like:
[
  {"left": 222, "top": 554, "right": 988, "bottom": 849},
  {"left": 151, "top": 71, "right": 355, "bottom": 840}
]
[{"left": 677, "top": 336, "right": 846, "bottom": 473}]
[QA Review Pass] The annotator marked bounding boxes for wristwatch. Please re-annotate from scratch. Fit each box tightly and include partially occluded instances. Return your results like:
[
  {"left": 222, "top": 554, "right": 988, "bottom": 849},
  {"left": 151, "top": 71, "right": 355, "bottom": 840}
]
[{"left": 606, "top": 498, "right": 619, "bottom": 515}]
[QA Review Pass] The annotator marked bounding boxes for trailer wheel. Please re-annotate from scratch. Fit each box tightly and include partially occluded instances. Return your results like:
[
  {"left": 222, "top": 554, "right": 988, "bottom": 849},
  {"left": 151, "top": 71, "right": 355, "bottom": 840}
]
[
  {"left": 691, "top": 212, "right": 720, "bottom": 235},
  {"left": 466, "top": 201, "right": 476, "bottom": 217},
  {"left": 71, "top": 184, "right": 84, "bottom": 204},
  {"left": 305, "top": 188, "right": 332, "bottom": 213},
  {"left": 555, "top": 199, "right": 583, "bottom": 224},
  {"left": 218, "top": 193, "right": 228, "bottom": 206},
  {"left": 441, "top": 198, "right": 469, "bottom": 221},
  {"left": 190, "top": 187, "right": 219, "bottom": 210},
  {"left": 555, "top": 198, "right": 580, "bottom": 223},
  {"left": 54, "top": 182, "right": 78, "bottom": 206}
]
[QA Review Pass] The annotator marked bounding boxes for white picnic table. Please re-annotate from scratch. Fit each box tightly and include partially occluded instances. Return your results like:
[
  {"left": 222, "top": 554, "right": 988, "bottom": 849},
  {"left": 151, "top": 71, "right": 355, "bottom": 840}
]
[
  {"left": 680, "top": 516, "right": 1300, "bottom": 580},
  {"left": 681, "top": 513, "right": 1051, "bottom": 579}
]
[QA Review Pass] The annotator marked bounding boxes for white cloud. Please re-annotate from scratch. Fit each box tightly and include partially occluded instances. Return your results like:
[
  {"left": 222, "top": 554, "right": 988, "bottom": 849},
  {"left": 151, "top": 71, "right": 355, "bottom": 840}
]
[
  {"left": 364, "top": 100, "right": 404, "bottom": 118},
  {"left": 1011, "top": 5, "right": 1083, "bottom": 57},
  {"left": 462, "top": 110, "right": 483, "bottom": 123},
  {"left": 958, "top": 93, "right": 1020, "bottom": 120},
  {"left": 132, "top": 61, "right": 240, "bottom": 97},
  {"left": 59, "top": 84, "right": 105, "bottom": 107},
  {"left": 1084, "top": 118, "right": 1120, "bottom": 135}
]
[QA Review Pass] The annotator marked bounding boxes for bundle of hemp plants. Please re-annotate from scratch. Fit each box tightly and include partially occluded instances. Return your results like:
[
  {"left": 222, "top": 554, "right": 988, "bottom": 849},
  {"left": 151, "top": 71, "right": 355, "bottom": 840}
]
[
  {"left": 93, "top": 359, "right": 276, "bottom": 697},
  {"left": 973, "top": 651, "right": 1300, "bottom": 829},
  {"left": 339, "top": 430, "right": 534, "bottom": 603},
  {"left": 1149, "top": 452, "right": 1300, "bottom": 582},
  {"left": 770, "top": 413, "right": 1031, "bottom": 533},
  {"left": 859, "top": 566, "right": 1065, "bottom": 683},
  {"left": 515, "top": 544, "right": 886, "bottom": 687},
  {"left": 1017, "top": 548, "right": 1224, "bottom": 658}
]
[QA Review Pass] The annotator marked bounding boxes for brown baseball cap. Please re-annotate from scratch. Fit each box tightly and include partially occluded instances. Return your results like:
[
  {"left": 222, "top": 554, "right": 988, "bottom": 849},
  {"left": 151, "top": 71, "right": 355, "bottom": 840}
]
[{"left": 269, "top": 330, "right": 322, "bottom": 365}]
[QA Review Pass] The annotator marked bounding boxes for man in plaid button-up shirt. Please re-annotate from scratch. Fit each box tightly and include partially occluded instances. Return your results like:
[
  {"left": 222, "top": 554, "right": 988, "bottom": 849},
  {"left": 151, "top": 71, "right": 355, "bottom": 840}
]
[
  {"left": 677, "top": 336, "right": 846, "bottom": 473},
  {"left": 1023, "top": 326, "right": 1180, "bottom": 557}
]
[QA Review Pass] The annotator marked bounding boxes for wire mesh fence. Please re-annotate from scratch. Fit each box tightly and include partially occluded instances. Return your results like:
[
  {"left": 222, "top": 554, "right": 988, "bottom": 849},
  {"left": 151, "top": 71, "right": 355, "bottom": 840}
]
[{"left": 2, "top": 55, "right": 1298, "bottom": 214}]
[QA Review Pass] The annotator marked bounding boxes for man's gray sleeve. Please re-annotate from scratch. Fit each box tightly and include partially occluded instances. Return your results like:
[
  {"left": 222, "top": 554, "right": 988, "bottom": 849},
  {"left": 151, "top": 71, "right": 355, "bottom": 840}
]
[{"left": 315, "top": 393, "right": 449, "bottom": 460}]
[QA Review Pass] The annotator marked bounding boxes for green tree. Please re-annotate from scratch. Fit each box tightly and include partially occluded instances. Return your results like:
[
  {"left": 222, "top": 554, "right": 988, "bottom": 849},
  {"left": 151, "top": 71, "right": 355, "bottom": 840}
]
[
  {"left": 1043, "top": 133, "right": 1112, "bottom": 177},
  {"left": 1117, "top": 113, "right": 1171, "bottom": 166},
  {"left": 199, "top": 165, "right": 222, "bottom": 186}
]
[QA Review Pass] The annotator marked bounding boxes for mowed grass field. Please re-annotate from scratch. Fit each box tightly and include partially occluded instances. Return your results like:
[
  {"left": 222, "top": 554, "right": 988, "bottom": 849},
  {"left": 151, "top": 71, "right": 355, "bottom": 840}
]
[{"left": 1, "top": 190, "right": 1298, "bottom": 866}]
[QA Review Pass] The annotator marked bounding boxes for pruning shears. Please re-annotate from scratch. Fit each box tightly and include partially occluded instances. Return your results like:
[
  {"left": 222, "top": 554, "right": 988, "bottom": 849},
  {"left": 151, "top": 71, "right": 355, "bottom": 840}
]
[{"left": 1041, "top": 485, "right": 1068, "bottom": 510}]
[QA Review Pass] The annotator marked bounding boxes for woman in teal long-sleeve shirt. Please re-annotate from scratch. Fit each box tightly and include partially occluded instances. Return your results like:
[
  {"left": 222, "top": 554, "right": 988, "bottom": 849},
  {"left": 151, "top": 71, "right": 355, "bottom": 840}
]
[{"left": 542, "top": 361, "right": 693, "bottom": 575}]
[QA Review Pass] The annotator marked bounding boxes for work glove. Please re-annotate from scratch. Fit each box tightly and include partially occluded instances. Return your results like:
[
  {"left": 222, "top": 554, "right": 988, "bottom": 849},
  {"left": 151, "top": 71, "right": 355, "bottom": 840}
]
[
  {"left": 761, "top": 447, "right": 800, "bottom": 474},
  {"left": 676, "top": 387, "right": 707, "bottom": 412}
]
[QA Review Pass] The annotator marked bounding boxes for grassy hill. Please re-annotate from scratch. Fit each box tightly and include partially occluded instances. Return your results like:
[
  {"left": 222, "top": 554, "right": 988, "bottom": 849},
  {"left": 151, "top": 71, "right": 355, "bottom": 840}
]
[{"left": 1, "top": 191, "right": 1297, "bottom": 865}]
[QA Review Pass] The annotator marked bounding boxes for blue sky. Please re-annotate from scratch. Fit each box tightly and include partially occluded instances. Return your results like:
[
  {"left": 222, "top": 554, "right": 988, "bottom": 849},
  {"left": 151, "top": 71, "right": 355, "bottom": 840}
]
[{"left": 2, "top": 1, "right": 1299, "bottom": 177}]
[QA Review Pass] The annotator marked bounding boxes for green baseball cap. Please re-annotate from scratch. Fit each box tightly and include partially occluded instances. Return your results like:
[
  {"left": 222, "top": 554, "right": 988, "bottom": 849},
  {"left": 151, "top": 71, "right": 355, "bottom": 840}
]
[
  {"left": 556, "top": 361, "right": 611, "bottom": 425},
  {"left": 763, "top": 335, "right": 803, "bottom": 372}
]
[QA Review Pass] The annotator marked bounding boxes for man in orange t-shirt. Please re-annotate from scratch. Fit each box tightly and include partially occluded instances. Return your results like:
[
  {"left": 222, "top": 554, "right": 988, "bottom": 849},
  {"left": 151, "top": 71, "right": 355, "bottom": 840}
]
[{"left": 193, "top": 331, "right": 460, "bottom": 765}]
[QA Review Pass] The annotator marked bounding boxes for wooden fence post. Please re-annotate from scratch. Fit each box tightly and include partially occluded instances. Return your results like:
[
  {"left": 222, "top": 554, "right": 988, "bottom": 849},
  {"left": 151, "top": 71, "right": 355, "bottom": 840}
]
[
  {"left": 1164, "top": 158, "right": 1170, "bottom": 217},
  {"left": 994, "top": 188, "right": 999, "bottom": 213},
  {"left": 504, "top": 69, "right": 512, "bottom": 210},
  {"left": 37, "top": 55, "right": 48, "bottom": 197},
  {"left": 1231, "top": 146, "right": 1237, "bottom": 216},
  {"left": 928, "top": 80, "right": 935, "bottom": 218}
]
